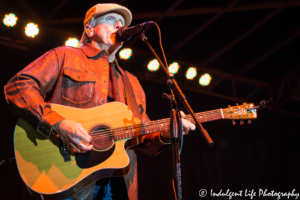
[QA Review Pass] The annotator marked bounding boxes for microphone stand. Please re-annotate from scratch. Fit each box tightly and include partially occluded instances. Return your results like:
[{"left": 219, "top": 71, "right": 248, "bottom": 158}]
[
  {"left": 163, "top": 92, "right": 183, "bottom": 200},
  {"left": 139, "top": 32, "right": 214, "bottom": 200}
]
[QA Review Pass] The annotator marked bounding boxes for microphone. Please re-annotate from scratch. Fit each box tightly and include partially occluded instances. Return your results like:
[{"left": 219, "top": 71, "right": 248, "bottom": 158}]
[{"left": 116, "top": 21, "right": 153, "bottom": 42}]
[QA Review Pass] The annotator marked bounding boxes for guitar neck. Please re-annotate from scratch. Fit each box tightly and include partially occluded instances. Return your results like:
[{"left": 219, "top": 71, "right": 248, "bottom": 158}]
[{"left": 113, "top": 109, "right": 223, "bottom": 141}]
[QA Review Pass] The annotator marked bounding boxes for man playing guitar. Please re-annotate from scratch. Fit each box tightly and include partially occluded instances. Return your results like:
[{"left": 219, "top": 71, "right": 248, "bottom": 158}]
[{"left": 4, "top": 3, "right": 195, "bottom": 200}]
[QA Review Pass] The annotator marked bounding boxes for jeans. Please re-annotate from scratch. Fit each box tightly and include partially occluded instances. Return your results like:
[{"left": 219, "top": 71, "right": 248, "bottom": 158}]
[{"left": 66, "top": 177, "right": 128, "bottom": 200}]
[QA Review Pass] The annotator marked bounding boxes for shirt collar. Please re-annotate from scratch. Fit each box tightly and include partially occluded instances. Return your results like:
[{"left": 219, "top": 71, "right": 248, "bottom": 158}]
[
  {"left": 80, "top": 43, "right": 108, "bottom": 58},
  {"left": 81, "top": 43, "right": 124, "bottom": 76}
]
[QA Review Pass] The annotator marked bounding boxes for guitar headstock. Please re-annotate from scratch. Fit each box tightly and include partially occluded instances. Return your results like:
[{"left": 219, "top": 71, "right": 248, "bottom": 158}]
[{"left": 222, "top": 103, "right": 257, "bottom": 125}]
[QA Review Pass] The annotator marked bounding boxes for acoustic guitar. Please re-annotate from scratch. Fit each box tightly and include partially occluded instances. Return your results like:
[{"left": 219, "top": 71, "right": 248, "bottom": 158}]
[{"left": 14, "top": 102, "right": 257, "bottom": 199}]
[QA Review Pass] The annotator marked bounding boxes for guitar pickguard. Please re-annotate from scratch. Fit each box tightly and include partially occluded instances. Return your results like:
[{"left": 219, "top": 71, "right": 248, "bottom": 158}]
[{"left": 75, "top": 145, "right": 115, "bottom": 169}]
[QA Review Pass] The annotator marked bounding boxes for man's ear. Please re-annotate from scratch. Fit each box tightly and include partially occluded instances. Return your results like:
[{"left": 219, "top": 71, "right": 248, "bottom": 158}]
[{"left": 85, "top": 24, "right": 93, "bottom": 38}]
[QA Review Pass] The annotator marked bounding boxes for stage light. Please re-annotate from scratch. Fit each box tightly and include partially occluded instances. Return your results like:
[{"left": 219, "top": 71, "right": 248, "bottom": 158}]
[
  {"left": 65, "top": 38, "right": 79, "bottom": 47},
  {"left": 25, "top": 23, "right": 39, "bottom": 38},
  {"left": 168, "top": 62, "right": 180, "bottom": 74},
  {"left": 199, "top": 73, "right": 212, "bottom": 86},
  {"left": 119, "top": 48, "right": 132, "bottom": 60},
  {"left": 186, "top": 67, "right": 197, "bottom": 80},
  {"left": 3, "top": 13, "right": 18, "bottom": 27},
  {"left": 148, "top": 59, "right": 160, "bottom": 72}
]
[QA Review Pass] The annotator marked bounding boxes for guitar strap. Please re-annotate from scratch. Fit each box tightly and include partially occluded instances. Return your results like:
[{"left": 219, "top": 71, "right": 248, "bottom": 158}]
[
  {"left": 111, "top": 61, "right": 141, "bottom": 120},
  {"left": 112, "top": 62, "right": 140, "bottom": 199},
  {"left": 122, "top": 71, "right": 142, "bottom": 120}
]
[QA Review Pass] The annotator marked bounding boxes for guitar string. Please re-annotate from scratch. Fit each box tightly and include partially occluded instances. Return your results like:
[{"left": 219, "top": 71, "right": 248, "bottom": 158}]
[
  {"left": 89, "top": 110, "right": 225, "bottom": 140},
  {"left": 90, "top": 110, "right": 226, "bottom": 140},
  {"left": 89, "top": 110, "right": 222, "bottom": 137},
  {"left": 90, "top": 112, "right": 238, "bottom": 141},
  {"left": 89, "top": 109, "right": 239, "bottom": 140},
  {"left": 91, "top": 106, "right": 249, "bottom": 139}
]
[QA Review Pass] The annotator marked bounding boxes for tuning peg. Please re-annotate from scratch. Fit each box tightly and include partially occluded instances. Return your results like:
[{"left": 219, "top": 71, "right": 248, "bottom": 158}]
[
  {"left": 236, "top": 103, "right": 238, "bottom": 106},
  {"left": 248, "top": 120, "right": 252, "bottom": 124},
  {"left": 240, "top": 120, "right": 244, "bottom": 125},
  {"left": 232, "top": 120, "right": 236, "bottom": 125}
]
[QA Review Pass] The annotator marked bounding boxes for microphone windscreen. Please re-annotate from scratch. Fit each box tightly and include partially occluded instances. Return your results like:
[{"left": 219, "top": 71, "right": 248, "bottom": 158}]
[{"left": 116, "top": 26, "right": 131, "bottom": 43}]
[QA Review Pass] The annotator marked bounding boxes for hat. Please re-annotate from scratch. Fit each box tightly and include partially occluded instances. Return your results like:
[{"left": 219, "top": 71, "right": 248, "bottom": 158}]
[{"left": 84, "top": 3, "right": 132, "bottom": 26}]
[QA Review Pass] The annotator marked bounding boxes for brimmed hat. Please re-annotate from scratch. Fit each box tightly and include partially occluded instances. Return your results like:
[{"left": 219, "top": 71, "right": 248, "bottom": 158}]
[{"left": 84, "top": 3, "right": 132, "bottom": 26}]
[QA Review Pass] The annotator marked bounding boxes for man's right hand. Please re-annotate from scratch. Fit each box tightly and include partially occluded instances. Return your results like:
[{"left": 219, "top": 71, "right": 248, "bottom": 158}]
[{"left": 53, "top": 119, "right": 93, "bottom": 154}]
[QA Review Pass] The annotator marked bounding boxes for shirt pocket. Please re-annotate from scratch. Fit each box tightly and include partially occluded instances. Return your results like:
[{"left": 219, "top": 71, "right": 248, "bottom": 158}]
[{"left": 62, "top": 68, "right": 97, "bottom": 104}]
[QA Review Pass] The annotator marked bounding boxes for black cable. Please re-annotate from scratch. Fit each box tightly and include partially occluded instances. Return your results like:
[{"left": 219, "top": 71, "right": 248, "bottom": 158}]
[
  {"left": 152, "top": 22, "right": 183, "bottom": 200},
  {"left": 152, "top": 22, "right": 169, "bottom": 74}
]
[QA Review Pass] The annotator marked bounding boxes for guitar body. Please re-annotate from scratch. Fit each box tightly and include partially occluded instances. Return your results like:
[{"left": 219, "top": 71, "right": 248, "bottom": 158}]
[
  {"left": 14, "top": 100, "right": 257, "bottom": 199},
  {"left": 14, "top": 102, "right": 139, "bottom": 200}
]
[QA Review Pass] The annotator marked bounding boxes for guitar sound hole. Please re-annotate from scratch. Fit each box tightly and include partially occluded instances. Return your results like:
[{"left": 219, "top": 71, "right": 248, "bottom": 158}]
[{"left": 89, "top": 124, "right": 114, "bottom": 151}]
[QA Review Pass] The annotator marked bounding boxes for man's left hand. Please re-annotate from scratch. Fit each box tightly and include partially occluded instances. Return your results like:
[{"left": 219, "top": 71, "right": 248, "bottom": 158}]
[{"left": 161, "top": 111, "right": 196, "bottom": 140}]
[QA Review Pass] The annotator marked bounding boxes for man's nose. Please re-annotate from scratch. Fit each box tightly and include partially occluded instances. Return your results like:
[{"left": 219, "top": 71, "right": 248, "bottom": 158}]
[{"left": 114, "top": 21, "right": 123, "bottom": 30}]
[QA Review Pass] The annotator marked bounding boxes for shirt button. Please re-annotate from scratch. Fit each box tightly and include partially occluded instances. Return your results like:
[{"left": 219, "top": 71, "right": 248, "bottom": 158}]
[
  {"left": 101, "top": 99, "right": 104, "bottom": 103},
  {"left": 104, "top": 64, "right": 106, "bottom": 68},
  {"left": 103, "top": 80, "right": 106, "bottom": 83},
  {"left": 78, "top": 76, "right": 81, "bottom": 79},
  {"left": 115, "top": 92, "right": 118, "bottom": 95}
]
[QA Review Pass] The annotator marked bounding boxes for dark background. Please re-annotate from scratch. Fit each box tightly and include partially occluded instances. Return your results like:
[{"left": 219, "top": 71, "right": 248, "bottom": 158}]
[{"left": 1, "top": 0, "right": 300, "bottom": 199}]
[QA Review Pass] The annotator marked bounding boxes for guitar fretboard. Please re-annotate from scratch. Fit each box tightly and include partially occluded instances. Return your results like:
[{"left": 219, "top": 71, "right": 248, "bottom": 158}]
[{"left": 113, "top": 109, "right": 223, "bottom": 140}]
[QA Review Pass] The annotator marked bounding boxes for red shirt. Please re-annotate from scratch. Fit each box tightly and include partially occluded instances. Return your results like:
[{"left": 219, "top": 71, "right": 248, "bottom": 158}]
[{"left": 4, "top": 44, "right": 147, "bottom": 138}]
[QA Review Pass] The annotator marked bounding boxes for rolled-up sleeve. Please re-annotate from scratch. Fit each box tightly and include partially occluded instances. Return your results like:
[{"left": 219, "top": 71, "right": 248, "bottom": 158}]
[{"left": 4, "top": 49, "right": 65, "bottom": 138}]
